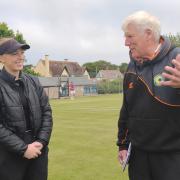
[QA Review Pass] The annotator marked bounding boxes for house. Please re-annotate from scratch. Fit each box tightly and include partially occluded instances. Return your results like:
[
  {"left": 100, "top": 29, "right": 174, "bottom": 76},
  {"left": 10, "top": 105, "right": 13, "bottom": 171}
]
[
  {"left": 38, "top": 76, "right": 97, "bottom": 99},
  {"left": 96, "top": 70, "right": 123, "bottom": 81},
  {"left": 33, "top": 55, "right": 90, "bottom": 79}
]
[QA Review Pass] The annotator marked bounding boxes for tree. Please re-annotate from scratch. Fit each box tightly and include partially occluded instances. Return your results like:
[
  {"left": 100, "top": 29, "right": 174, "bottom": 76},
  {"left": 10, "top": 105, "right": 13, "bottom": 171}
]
[
  {"left": 15, "top": 30, "right": 27, "bottom": 44},
  {"left": 166, "top": 33, "right": 180, "bottom": 47},
  {"left": 82, "top": 62, "right": 97, "bottom": 78},
  {"left": 0, "top": 22, "right": 26, "bottom": 43},
  {"left": 83, "top": 60, "right": 119, "bottom": 78},
  {"left": 23, "top": 65, "right": 41, "bottom": 76},
  {"left": 0, "top": 22, "right": 14, "bottom": 37},
  {"left": 119, "top": 62, "right": 128, "bottom": 74}
]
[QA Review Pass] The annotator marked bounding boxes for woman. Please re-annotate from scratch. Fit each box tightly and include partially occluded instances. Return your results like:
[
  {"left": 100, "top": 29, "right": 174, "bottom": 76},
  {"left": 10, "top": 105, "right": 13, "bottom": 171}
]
[{"left": 0, "top": 38, "right": 53, "bottom": 180}]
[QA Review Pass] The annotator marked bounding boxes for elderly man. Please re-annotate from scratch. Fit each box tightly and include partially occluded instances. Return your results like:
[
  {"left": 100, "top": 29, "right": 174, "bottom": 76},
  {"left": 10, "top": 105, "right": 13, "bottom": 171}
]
[
  {"left": 0, "top": 38, "right": 53, "bottom": 180},
  {"left": 117, "top": 11, "right": 180, "bottom": 180}
]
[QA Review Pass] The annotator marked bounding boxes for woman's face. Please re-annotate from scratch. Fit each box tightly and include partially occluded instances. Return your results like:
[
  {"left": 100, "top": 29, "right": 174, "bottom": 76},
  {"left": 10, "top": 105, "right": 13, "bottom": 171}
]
[{"left": 0, "top": 48, "right": 25, "bottom": 74}]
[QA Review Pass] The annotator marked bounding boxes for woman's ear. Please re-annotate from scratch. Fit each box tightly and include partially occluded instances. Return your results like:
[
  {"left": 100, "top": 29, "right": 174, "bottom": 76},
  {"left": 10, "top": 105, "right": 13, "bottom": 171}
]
[{"left": 0, "top": 55, "right": 5, "bottom": 64}]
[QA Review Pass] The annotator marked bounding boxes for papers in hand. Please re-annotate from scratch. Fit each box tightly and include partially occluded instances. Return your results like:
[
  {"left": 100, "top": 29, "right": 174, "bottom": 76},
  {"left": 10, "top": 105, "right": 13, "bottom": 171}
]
[{"left": 122, "top": 143, "right": 131, "bottom": 172}]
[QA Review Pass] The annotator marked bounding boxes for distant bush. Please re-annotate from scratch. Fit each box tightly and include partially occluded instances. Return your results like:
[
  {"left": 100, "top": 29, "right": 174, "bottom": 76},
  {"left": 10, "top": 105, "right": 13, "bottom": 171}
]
[{"left": 97, "top": 79, "right": 123, "bottom": 94}]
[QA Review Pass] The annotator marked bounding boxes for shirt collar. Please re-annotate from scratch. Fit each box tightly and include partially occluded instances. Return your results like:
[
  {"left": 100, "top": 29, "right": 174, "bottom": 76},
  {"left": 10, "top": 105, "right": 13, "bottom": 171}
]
[{"left": 134, "top": 38, "right": 164, "bottom": 65}]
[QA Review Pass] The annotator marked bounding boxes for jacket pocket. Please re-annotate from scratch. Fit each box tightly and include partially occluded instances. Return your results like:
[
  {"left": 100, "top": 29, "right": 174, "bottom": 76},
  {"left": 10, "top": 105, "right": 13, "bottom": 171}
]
[
  {"left": 128, "top": 117, "right": 180, "bottom": 151},
  {"left": 128, "top": 117, "right": 162, "bottom": 147}
]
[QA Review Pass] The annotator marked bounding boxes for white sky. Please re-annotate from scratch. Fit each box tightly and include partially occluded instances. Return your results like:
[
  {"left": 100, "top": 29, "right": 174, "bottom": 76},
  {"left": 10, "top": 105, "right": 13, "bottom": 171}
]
[{"left": 1, "top": 0, "right": 180, "bottom": 65}]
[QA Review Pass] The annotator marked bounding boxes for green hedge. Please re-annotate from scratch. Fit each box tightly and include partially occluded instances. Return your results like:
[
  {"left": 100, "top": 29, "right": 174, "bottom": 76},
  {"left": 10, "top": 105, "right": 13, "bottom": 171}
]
[{"left": 97, "top": 79, "right": 123, "bottom": 94}]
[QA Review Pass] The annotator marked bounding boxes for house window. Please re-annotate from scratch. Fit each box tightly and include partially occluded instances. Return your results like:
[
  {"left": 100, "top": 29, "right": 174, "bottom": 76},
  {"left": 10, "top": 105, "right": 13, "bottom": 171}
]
[
  {"left": 84, "top": 85, "right": 97, "bottom": 94},
  {"left": 91, "top": 85, "right": 97, "bottom": 93},
  {"left": 60, "top": 81, "right": 69, "bottom": 97},
  {"left": 84, "top": 86, "right": 90, "bottom": 94}
]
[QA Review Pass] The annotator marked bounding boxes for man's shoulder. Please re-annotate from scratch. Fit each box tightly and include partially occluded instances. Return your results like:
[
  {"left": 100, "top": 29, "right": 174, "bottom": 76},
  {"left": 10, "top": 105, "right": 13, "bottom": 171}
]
[
  {"left": 169, "top": 46, "right": 180, "bottom": 54},
  {"left": 166, "top": 46, "right": 180, "bottom": 60}
]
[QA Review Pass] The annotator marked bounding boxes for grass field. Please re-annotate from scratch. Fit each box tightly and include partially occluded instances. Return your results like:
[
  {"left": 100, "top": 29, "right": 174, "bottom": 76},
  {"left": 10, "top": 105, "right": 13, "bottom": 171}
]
[{"left": 48, "top": 94, "right": 128, "bottom": 180}]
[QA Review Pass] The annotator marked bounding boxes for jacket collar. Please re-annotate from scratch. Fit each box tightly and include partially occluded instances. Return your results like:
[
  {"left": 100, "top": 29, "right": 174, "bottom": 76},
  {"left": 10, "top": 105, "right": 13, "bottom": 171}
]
[{"left": 0, "top": 67, "right": 22, "bottom": 84}]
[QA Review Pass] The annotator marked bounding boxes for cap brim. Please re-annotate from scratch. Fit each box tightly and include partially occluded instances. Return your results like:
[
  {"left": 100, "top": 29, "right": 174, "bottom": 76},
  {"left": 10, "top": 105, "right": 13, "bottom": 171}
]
[
  {"left": 8, "top": 43, "right": 30, "bottom": 53},
  {"left": 20, "top": 44, "right": 30, "bottom": 50}
]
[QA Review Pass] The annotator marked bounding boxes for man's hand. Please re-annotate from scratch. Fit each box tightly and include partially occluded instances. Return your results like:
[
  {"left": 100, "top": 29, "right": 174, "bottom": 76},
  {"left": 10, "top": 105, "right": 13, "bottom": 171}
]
[
  {"left": 23, "top": 142, "right": 42, "bottom": 159},
  {"left": 161, "top": 54, "right": 180, "bottom": 88},
  {"left": 118, "top": 150, "right": 127, "bottom": 165}
]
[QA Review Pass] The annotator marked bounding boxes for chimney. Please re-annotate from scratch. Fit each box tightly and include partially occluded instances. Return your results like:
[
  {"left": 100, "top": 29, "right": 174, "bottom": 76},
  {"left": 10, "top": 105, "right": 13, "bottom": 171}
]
[{"left": 44, "top": 54, "right": 49, "bottom": 77}]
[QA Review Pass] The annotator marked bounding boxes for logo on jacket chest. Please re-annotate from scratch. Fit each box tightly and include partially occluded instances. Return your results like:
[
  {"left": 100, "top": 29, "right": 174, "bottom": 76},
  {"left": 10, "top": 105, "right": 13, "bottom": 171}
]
[{"left": 154, "top": 74, "right": 165, "bottom": 86}]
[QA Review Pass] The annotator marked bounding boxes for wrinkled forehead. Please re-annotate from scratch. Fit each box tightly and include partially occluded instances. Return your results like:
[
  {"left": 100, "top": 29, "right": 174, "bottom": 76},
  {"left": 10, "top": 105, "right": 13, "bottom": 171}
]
[{"left": 124, "top": 23, "right": 145, "bottom": 36}]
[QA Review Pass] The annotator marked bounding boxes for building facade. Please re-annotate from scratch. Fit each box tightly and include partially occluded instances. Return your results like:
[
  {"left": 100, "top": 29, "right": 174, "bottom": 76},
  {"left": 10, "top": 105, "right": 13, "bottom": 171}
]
[{"left": 33, "top": 55, "right": 90, "bottom": 79}]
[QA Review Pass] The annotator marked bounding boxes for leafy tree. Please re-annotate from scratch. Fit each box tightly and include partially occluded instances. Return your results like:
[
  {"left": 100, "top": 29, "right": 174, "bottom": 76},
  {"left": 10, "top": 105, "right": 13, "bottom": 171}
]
[
  {"left": 166, "top": 33, "right": 180, "bottom": 47},
  {"left": 82, "top": 62, "right": 97, "bottom": 78},
  {"left": 0, "top": 22, "right": 26, "bottom": 43},
  {"left": 23, "top": 65, "right": 41, "bottom": 76},
  {"left": 15, "top": 30, "right": 27, "bottom": 43},
  {"left": 83, "top": 60, "right": 119, "bottom": 78},
  {"left": 0, "top": 22, "right": 14, "bottom": 37},
  {"left": 119, "top": 62, "right": 128, "bottom": 74}
]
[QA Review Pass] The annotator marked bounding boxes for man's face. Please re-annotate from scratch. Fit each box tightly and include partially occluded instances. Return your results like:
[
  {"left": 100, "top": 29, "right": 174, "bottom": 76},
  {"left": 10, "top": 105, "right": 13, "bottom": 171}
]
[
  {"left": 124, "top": 24, "right": 148, "bottom": 60},
  {"left": 0, "top": 48, "right": 25, "bottom": 73}
]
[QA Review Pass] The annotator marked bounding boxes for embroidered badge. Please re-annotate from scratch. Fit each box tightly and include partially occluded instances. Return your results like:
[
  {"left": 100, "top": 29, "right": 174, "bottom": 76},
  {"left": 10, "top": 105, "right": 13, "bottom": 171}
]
[{"left": 154, "top": 74, "right": 165, "bottom": 86}]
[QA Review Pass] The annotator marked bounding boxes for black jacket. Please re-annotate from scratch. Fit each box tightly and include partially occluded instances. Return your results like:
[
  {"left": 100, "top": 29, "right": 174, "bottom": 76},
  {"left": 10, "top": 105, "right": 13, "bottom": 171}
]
[
  {"left": 117, "top": 37, "right": 180, "bottom": 152},
  {"left": 0, "top": 69, "right": 53, "bottom": 155}
]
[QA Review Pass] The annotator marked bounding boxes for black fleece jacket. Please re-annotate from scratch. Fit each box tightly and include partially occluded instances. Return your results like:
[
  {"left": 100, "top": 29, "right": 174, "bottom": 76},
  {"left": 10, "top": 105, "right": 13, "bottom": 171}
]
[{"left": 117, "top": 36, "right": 180, "bottom": 152}]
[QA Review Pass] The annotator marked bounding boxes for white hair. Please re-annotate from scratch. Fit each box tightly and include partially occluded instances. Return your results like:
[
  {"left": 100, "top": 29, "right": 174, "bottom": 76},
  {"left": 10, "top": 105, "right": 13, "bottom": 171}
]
[{"left": 122, "top": 11, "right": 161, "bottom": 42}]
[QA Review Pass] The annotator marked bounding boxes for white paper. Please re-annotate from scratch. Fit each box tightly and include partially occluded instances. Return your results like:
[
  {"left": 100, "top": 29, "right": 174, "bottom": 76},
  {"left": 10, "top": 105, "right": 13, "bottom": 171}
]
[{"left": 122, "top": 143, "right": 131, "bottom": 172}]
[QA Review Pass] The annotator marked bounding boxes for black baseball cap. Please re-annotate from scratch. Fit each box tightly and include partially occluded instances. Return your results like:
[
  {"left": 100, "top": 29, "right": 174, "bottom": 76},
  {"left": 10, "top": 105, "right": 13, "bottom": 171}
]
[{"left": 0, "top": 38, "right": 30, "bottom": 55}]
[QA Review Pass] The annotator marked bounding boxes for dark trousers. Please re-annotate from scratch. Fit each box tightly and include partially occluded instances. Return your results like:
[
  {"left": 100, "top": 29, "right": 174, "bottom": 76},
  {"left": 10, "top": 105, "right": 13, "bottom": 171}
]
[
  {"left": 0, "top": 146, "right": 48, "bottom": 180},
  {"left": 129, "top": 147, "right": 180, "bottom": 180}
]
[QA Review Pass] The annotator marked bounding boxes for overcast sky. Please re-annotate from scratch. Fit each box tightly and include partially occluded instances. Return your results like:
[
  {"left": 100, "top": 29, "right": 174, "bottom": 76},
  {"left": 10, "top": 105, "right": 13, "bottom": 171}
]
[{"left": 1, "top": 0, "right": 180, "bottom": 65}]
